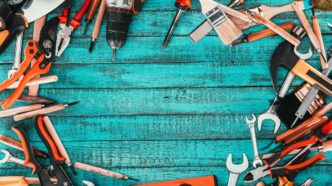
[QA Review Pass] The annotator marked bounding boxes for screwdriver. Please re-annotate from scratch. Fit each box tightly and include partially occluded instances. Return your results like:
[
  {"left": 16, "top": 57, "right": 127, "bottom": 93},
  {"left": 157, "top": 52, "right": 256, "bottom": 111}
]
[
  {"left": 84, "top": 0, "right": 101, "bottom": 34},
  {"left": 163, "top": 0, "right": 191, "bottom": 48}
]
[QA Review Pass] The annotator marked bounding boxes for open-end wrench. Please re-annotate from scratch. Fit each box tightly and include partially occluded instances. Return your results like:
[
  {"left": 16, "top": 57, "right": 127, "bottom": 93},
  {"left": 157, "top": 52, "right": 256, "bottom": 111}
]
[
  {"left": 0, "top": 149, "right": 25, "bottom": 166},
  {"left": 226, "top": 153, "right": 249, "bottom": 186},
  {"left": 258, "top": 42, "right": 314, "bottom": 133},
  {"left": 83, "top": 180, "right": 95, "bottom": 186},
  {"left": 8, "top": 32, "right": 24, "bottom": 78},
  {"left": 246, "top": 114, "right": 263, "bottom": 168}
]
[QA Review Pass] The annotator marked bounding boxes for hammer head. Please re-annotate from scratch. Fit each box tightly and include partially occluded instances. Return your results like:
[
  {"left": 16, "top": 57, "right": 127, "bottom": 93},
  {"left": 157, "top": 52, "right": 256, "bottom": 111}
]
[{"left": 270, "top": 26, "right": 305, "bottom": 93}]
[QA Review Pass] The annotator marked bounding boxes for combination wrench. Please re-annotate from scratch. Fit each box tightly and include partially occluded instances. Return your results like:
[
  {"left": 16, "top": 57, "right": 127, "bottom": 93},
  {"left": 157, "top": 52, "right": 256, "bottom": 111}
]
[
  {"left": 246, "top": 114, "right": 263, "bottom": 168},
  {"left": 0, "top": 149, "right": 26, "bottom": 166},
  {"left": 258, "top": 44, "right": 313, "bottom": 133},
  {"left": 226, "top": 153, "right": 249, "bottom": 186}
]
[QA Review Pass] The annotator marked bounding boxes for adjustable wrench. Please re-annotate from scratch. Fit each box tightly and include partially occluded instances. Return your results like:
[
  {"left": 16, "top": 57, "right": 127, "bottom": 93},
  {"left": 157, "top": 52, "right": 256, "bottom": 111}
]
[
  {"left": 226, "top": 153, "right": 249, "bottom": 186},
  {"left": 246, "top": 114, "right": 263, "bottom": 168},
  {"left": 0, "top": 149, "right": 25, "bottom": 166}
]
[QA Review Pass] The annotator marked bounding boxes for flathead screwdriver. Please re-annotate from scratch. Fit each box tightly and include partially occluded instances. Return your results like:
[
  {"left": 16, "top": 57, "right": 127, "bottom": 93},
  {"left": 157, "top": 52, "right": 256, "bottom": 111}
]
[{"left": 163, "top": 0, "right": 191, "bottom": 48}]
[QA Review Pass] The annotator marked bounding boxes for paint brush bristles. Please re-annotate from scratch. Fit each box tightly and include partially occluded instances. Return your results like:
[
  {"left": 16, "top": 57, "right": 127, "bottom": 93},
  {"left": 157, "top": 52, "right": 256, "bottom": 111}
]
[{"left": 200, "top": 0, "right": 242, "bottom": 45}]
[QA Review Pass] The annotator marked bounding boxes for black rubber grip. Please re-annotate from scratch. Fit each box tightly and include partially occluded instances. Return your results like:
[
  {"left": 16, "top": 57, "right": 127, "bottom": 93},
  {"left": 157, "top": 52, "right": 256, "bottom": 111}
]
[
  {"left": 0, "top": 1, "right": 12, "bottom": 30},
  {"left": 0, "top": 14, "right": 27, "bottom": 54},
  {"left": 106, "top": 7, "right": 132, "bottom": 49},
  {"left": 11, "top": 124, "right": 41, "bottom": 171}
]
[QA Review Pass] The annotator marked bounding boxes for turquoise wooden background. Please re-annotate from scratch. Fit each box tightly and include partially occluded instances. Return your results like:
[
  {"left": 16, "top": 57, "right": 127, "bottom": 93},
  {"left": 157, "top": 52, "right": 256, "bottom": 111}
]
[{"left": 0, "top": 0, "right": 332, "bottom": 185}]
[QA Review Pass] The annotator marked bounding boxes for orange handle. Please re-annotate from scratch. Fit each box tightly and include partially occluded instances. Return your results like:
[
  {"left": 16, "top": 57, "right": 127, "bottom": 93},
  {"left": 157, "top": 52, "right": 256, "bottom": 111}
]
[
  {"left": 280, "top": 135, "right": 317, "bottom": 158},
  {"left": 247, "top": 22, "right": 295, "bottom": 42},
  {"left": 136, "top": 175, "right": 216, "bottom": 186},
  {"left": 176, "top": 0, "right": 191, "bottom": 8},
  {"left": 0, "top": 176, "right": 29, "bottom": 186},
  {"left": 86, "top": 0, "right": 101, "bottom": 21},
  {"left": 71, "top": 0, "right": 92, "bottom": 28},
  {"left": 0, "top": 40, "right": 37, "bottom": 91},
  {"left": 36, "top": 116, "right": 65, "bottom": 162},
  {"left": 12, "top": 126, "right": 38, "bottom": 173},
  {"left": 2, "top": 55, "right": 52, "bottom": 110},
  {"left": 286, "top": 153, "right": 325, "bottom": 170}
]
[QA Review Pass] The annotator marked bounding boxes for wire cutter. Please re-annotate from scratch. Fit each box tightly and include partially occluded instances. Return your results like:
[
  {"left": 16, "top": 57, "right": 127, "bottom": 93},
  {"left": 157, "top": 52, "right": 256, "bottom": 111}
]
[
  {"left": 244, "top": 135, "right": 326, "bottom": 182},
  {"left": 56, "top": 0, "right": 92, "bottom": 56},
  {"left": 12, "top": 117, "right": 73, "bottom": 186},
  {"left": 0, "top": 17, "right": 59, "bottom": 110}
]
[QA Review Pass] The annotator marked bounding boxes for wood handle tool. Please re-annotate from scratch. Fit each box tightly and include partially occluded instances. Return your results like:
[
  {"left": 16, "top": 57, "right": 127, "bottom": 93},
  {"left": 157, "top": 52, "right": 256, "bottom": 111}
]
[
  {"left": 13, "top": 102, "right": 78, "bottom": 121},
  {"left": 0, "top": 135, "right": 48, "bottom": 158},
  {"left": 84, "top": 0, "right": 101, "bottom": 34},
  {"left": 0, "top": 104, "right": 44, "bottom": 118},
  {"left": 89, "top": 0, "right": 106, "bottom": 52},
  {"left": 43, "top": 116, "right": 77, "bottom": 175},
  {"left": 312, "top": 9, "right": 327, "bottom": 70},
  {"left": 231, "top": 22, "right": 295, "bottom": 46},
  {"left": 7, "top": 75, "right": 58, "bottom": 89},
  {"left": 74, "top": 162, "right": 136, "bottom": 181},
  {"left": 292, "top": 1, "right": 327, "bottom": 69}
]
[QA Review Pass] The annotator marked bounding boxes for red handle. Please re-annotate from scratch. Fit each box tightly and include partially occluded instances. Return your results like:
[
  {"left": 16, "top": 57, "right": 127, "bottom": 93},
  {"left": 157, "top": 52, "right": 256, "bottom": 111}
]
[
  {"left": 280, "top": 135, "right": 317, "bottom": 158},
  {"left": 58, "top": 7, "right": 70, "bottom": 24},
  {"left": 70, "top": 0, "right": 92, "bottom": 28},
  {"left": 36, "top": 116, "right": 65, "bottom": 162},
  {"left": 322, "top": 121, "right": 332, "bottom": 135},
  {"left": 176, "top": 0, "right": 191, "bottom": 8},
  {"left": 0, "top": 40, "right": 37, "bottom": 91},
  {"left": 286, "top": 153, "right": 325, "bottom": 170},
  {"left": 2, "top": 55, "right": 52, "bottom": 110}
]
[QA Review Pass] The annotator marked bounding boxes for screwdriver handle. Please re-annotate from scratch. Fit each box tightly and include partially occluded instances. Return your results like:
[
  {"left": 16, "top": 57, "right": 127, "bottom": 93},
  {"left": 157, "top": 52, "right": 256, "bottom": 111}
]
[
  {"left": 247, "top": 22, "right": 295, "bottom": 42},
  {"left": 176, "top": 0, "right": 191, "bottom": 9},
  {"left": 71, "top": 0, "right": 92, "bottom": 28},
  {"left": 92, "top": 0, "right": 106, "bottom": 39},
  {"left": 86, "top": 0, "right": 101, "bottom": 22}
]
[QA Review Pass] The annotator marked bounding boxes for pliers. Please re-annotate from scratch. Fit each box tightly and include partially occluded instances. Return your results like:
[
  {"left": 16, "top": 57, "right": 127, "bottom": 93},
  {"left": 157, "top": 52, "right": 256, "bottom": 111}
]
[
  {"left": 55, "top": 0, "right": 92, "bottom": 56},
  {"left": 244, "top": 135, "right": 325, "bottom": 182},
  {"left": 12, "top": 117, "right": 73, "bottom": 186},
  {"left": 0, "top": 17, "right": 59, "bottom": 110}
]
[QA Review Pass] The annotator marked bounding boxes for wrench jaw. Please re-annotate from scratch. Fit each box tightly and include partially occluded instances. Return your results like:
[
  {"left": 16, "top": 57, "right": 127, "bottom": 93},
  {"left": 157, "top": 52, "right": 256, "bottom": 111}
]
[
  {"left": 226, "top": 153, "right": 249, "bottom": 173},
  {"left": 257, "top": 113, "right": 281, "bottom": 134},
  {"left": 294, "top": 44, "right": 314, "bottom": 60},
  {"left": 0, "top": 149, "right": 11, "bottom": 164},
  {"left": 245, "top": 114, "right": 256, "bottom": 125}
]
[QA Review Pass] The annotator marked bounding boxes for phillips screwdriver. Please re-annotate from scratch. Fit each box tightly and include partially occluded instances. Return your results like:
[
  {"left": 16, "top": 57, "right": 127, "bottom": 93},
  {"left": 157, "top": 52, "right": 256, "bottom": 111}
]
[{"left": 162, "top": 0, "right": 191, "bottom": 48}]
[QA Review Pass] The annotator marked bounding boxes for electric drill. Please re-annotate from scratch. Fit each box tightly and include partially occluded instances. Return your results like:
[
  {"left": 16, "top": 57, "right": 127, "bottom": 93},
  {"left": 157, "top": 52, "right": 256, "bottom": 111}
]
[{"left": 105, "top": 0, "right": 144, "bottom": 59}]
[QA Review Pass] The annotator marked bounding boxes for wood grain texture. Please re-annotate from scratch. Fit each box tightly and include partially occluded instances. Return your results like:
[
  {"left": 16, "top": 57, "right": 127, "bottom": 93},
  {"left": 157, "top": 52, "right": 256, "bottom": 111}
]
[{"left": 0, "top": 0, "right": 331, "bottom": 185}]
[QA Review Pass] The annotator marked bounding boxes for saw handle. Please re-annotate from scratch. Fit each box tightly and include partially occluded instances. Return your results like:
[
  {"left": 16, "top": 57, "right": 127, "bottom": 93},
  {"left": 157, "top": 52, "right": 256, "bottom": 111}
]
[
  {"left": 11, "top": 125, "right": 40, "bottom": 174},
  {"left": 71, "top": 0, "right": 92, "bottom": 28},
  {"left": 0, "top": 14, "right": 27, "bottom": 54},
  {"left": 34, "top": 116, "right": 65, "bottom": 163}
]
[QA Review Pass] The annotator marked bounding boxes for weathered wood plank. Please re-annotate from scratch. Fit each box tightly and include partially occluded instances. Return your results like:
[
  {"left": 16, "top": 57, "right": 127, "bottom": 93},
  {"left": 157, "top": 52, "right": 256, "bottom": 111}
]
[
  {"left": 0, "top": 115, "right": 286, "bottom": 141},
  {"left": 0, "top": 140, "right": 331, "bottom": 167},
  {"left": 1, "top": 166, "right": 331, "bottom": 186},
  {"left": 0, "top": 87, "right": 284, "bottom": 116}
]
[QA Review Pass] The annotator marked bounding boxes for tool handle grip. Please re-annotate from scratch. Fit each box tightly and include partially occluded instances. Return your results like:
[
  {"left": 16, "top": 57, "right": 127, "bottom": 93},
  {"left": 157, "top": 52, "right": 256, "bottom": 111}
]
[
  {"left": 8, "top": 75, "right": 58, "bottom": 89},
  {"left": 2, "top": 56, "right": 51, "bottom": 110},
  {"left": 13, "top": 104, "right": 66, "bottom": 121},
  {"left": 0, "top": 135, "right": 48, "bottom": 158},
  {"left": 0, "top": 104, "right": 43, "bottom": 118},
  {"left": 176, "top": 0, "right": 191, "bottom": 9},
  {"left": 0, "top": 176, "right": 29, "bottom": 186},
  {"left": 92, "top": 0, "right": 106, "bottom": 39},
  {"left": 322, "top": 140, "right": 332, "bottom": 152},
  {"left": 321, "top": 121, "right": 332, "bottom": 136},
  {"left": 0, "top": 40, "right": 37, "bottom": 92},
  {"left": 251, "top": 12, "right": 300, "bottom": 46},
  {"left": 59, "top": 7, "right": 70, "bottom": 24},
  {"left": 0, "top": 14, "right": 27, "bottom": 54},
  {"left": 87, "top": 0, "right": 101, "bottom": 21},
  {"left": 71, "top": 0, "right": 92, "bottom": 28},
  {"left": 247, "top": 22, "right": 295, "bottom": 42},
  {"left": 34, "top": 116, "right": 65, "bottom": 163},
  {"left": 270, "top": 153, "right": 325, "bottom": 178},
  {"left": 11, "top": 125, "right": 40, "bottom": 173},
  {"left": 74, "top": 162, "right": 127, "bottom": 179},
  {"left": 284, "top": 117, "right": 328, "bottom": 144},
  {"left": 312, "top": 15, "right": 327, "bottom": 69},
  {"left": 132, "top": 0, "right": 144, "bottom": 14}
]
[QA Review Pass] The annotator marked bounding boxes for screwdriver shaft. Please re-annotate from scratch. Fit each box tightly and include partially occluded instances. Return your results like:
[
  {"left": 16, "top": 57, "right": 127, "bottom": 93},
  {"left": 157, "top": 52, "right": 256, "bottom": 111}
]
[{"left": 163, "top": 9, "right": 183, "bottom": 48}]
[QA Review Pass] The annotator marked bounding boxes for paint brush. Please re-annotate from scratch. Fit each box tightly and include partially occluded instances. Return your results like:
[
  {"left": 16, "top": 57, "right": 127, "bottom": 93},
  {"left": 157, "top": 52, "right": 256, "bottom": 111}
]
[{"left": 199, "top": 0, "right": 242, "bottom": 45}]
